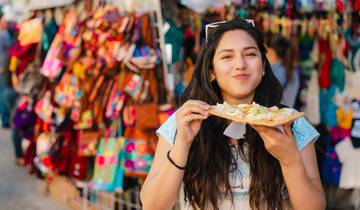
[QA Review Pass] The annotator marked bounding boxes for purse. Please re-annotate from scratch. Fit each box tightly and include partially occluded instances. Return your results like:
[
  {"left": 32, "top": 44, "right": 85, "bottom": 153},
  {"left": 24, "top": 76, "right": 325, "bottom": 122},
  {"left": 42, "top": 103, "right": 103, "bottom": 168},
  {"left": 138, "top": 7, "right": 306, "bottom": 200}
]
[
  {"left": 134, "top": 69, "right": 160, "bottom": 130},
  {"left": 135, "top": 103, "right": 159, "bottom": 130},
  {"left": 141, "top": 13, "right": 154, "bottom": 48},
  {"left": 104, "top": 78, "right": 126, "bottom": 121},
  {"left": 77, "top": 130, "right": 100, "bottom": 156},
  {"left": 121, "top": 127, "right": 154, "bottom": 177},
  {"left": 89, "top": 137, "right": 125, "bottom": 191},
  {"left": 35, "top": 91, "right": 55, "bottom": 124}
]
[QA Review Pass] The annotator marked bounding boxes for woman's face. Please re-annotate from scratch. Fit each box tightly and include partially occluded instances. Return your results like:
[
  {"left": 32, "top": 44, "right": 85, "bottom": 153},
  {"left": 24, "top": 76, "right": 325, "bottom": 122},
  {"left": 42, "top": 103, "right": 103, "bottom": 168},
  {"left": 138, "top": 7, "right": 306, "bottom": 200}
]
[{"left": 211, "top": 29, "right": 264, "bottom": 104}]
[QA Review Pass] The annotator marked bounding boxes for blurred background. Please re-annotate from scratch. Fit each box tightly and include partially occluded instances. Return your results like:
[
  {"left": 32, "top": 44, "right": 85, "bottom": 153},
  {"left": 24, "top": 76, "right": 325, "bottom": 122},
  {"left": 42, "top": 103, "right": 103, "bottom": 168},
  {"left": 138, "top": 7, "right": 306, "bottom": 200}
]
[{"left": 0, "top": 0, "right": 360, "bottom": 210}]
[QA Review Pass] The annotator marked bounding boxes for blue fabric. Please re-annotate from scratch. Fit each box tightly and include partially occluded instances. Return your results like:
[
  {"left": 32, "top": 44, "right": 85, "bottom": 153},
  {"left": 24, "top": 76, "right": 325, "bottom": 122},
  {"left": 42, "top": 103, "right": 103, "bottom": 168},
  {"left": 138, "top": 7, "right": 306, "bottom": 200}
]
[
  {"left": 321, "top": 135, "right": 341, "bottom": 186},
  {"left": 0, "top": 29, "right": 12, "bottom": 127},
  {"left": 0, "top": 29, "right": 11, "bottom": 69},
  {"left": 298, "top": 32, "right": 314, "bottom": 61},
  {"left": 156, "top": 110, "right": 319, "bottom": 150},
  {"left": 0, "top": 74, "right": 10, "bottom": 126},
  {"left": 320, "top": 85, "right": 338, "bottom": 128},
  {"left": 271, "top": 62, "right": 287, "bottom": 88},
  {"left": 12, "top": 128, "right": 23, "bottom": 158}
]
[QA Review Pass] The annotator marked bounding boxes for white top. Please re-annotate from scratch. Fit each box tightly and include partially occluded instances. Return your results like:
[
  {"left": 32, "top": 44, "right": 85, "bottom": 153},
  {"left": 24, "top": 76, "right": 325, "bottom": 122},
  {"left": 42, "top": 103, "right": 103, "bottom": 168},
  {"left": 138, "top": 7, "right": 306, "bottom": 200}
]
[{"left": 335, "top": 138, "right": 360, "bottom": 189}]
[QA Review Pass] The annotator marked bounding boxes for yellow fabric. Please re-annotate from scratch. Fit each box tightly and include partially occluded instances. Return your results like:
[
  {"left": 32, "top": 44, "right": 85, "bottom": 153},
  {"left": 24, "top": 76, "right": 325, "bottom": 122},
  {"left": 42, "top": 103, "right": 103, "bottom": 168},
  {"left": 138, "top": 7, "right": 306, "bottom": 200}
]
[
  {"left": 9, "top": 57, "right": 18, "bottom": 72},
  {"left": 73, "top": 62, "right": 86, "bottom": 79},
  {"left": 336, "top": 108, "right": 353, "bottom": 129}
]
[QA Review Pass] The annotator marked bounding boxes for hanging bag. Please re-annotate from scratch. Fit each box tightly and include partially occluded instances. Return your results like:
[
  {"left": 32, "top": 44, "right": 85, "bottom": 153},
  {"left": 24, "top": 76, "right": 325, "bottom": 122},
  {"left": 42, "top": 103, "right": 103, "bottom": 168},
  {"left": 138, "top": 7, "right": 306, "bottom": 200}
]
[
  {"left": 134, "top": 69, "right": 160, "bottom": 130},
  {"left": 77, "top": 130, "right": 100, "bottom": 157},
  {"left": 89, "top": 119, "right": 125, "bottom": 191},
  {"left": 121, "top": 127, "right": 154, "bottom": 177}
]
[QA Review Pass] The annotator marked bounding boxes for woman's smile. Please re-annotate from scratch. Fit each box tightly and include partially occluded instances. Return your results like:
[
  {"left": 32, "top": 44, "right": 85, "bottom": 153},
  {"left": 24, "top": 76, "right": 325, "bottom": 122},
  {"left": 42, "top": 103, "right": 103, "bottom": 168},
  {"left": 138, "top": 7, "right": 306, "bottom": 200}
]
[{"left": 233, "top": 73, "right": 250, "bottom": 80}]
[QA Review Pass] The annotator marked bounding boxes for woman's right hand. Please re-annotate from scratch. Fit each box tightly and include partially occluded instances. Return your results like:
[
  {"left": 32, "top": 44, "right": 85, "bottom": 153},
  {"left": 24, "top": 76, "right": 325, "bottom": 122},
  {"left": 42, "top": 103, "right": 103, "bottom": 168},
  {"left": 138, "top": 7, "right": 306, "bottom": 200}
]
[{"left": 175, "top": 100, "right": 210, "bottom": 145}]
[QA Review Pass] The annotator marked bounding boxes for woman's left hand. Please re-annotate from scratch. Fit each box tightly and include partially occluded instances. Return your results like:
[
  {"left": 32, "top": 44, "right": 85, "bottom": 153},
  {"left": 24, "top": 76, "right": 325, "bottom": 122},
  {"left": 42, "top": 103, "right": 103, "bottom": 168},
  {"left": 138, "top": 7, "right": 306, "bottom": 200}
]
[{"left": 250, "top": 121, "right": 301, "bottom": 166}]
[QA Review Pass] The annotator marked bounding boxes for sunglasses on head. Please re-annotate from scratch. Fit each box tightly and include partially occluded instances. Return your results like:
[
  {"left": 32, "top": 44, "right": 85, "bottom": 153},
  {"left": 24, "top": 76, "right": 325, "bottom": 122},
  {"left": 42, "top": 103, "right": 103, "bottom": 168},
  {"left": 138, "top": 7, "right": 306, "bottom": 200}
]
[{"left": 205, "top": 19, "right": 255, "bottom": 43}]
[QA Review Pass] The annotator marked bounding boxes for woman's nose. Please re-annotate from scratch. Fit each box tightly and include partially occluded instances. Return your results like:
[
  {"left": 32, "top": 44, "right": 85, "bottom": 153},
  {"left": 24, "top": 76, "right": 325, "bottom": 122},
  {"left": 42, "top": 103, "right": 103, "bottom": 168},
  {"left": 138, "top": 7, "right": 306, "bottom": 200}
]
[{"left": 235, "top": 55, "right": 246, "bottom": 70}]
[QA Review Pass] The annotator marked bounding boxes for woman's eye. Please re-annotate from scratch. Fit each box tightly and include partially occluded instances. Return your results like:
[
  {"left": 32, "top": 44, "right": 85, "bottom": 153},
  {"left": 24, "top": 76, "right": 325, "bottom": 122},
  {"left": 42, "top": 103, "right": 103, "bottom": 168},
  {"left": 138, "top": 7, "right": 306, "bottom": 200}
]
[
  {"left": 221, "top": 55, "right": 232, "bottom": 59},
  {"left": 245, "top": 53, "right": 257, "bottom": 57}
]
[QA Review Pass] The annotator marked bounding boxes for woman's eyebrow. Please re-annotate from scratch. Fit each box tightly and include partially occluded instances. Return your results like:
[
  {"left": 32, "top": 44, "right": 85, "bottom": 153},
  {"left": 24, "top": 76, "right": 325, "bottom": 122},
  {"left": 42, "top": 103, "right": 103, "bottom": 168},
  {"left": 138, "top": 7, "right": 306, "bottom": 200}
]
[
  {"left": 216, "top": 49, "right": 234, "bottom": 55},
  {"left": 243, "top": 46, "right": 259, "bottom": 51},
  {"left": 217, "top": 46, "right": 259, "bottom": 55}
]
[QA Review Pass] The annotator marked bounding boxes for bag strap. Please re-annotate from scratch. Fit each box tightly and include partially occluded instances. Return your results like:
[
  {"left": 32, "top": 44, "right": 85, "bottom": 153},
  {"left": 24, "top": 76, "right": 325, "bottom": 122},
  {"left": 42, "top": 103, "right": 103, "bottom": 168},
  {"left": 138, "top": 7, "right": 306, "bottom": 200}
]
[
  {"left": 106, "top": 117, "right": 123, "bottom": 138},
  {"left": 138, "top": 69, "right": 158, "bottom": 104}
]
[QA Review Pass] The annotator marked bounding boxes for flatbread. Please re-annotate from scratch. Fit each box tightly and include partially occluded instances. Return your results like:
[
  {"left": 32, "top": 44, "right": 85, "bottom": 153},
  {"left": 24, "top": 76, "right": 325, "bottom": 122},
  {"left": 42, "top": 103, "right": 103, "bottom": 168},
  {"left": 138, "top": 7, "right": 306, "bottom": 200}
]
[{"left": 209, "top": 102, "right": 304, "bottom": 127}]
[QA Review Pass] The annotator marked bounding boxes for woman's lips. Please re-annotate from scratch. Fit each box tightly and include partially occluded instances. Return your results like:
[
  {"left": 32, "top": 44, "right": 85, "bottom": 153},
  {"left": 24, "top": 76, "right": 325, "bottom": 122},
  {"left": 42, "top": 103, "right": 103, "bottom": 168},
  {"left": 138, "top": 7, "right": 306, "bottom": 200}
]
[{"left": 233, "top": 74, "right": 250, "bottom": 80}]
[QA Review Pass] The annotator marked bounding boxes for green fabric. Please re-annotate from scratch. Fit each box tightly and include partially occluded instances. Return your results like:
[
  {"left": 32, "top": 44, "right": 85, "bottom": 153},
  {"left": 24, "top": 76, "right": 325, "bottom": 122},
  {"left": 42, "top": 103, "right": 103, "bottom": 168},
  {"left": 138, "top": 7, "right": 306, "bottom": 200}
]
[
  {"left": 165, "top": 19, "right": 184, "bottom": 63},
  {"left": 237, "top": 9, "right": 248, "bottom": 18},
  {"left": 89, "top": 137, "right": 125, "bottom": 192},
  {"left": 330, "top": 58, "right": 345, "bottom": 92},
  {"left": 299, "top": 31, "right": 314, "bottom": 61},
  {"left": 300, "top": 59, "right": 316, "bottom": 77},
  {"left": 42, "top": 19, "right": 58, "bottom": 54}
]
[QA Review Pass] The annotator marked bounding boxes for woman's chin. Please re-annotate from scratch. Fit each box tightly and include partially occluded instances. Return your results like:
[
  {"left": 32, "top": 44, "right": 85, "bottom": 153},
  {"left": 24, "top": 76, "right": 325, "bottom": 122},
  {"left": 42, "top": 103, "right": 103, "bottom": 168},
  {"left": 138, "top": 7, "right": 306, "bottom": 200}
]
[{"left": 223, "top": 91, "right": 254, "bottom": 104}]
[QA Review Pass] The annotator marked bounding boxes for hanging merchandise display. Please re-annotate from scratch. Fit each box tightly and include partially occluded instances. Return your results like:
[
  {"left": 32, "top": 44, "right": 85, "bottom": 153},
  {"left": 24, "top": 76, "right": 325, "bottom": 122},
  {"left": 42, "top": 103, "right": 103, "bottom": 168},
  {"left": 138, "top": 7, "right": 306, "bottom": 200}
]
[
  {"left": 40, "top": 10, "right": 78, "bottom": 79},
  {"left": 8, "top": 2, "right": 174, "bottom": 198}
]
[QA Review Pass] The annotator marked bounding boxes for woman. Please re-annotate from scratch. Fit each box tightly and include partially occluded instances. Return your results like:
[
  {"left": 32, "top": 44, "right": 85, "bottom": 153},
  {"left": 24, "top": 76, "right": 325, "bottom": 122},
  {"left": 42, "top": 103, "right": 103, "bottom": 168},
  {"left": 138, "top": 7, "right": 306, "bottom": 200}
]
[
  {"left": 0, "top": 14, "right": 12, "bottom": 128},
  {"left": 140, "top": 19, "right": 325, "bottom": 210},
  {"left": 266, "top": 35, "right": 300, "bottom": 107}
]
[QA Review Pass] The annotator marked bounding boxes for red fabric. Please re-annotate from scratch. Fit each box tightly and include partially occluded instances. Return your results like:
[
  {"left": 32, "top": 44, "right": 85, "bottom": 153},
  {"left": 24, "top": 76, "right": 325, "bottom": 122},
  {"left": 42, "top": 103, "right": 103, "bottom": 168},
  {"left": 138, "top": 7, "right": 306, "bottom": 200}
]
[
  {"left": 67, "top": 153, "right": 90, "bottom": 180},
  {"left": 330, "top": 126, "right": 351, "bottom": 144},
  {"left": 286, "top": 0, "right": 294, "bottom": 17},
  {"left": 259, "top": 0, "right": 267, "bottom": 8},
  {"left": 24, "top": 141, "right": 36, "bottom": 168},
  {"left": 354, "top": 0, "right": 360, "bottom": 12},
  {"left": 336, "top": 0, "right": 344, "bottom": 13},
  {"left": 50, "top": 132, "right": 73, "bottom": 174},
  {"left": 8, "top": 41, "right": 38, "bottom": 75},
  {"left": 318, "top": 37, "right": 332, "bottom": 89}
]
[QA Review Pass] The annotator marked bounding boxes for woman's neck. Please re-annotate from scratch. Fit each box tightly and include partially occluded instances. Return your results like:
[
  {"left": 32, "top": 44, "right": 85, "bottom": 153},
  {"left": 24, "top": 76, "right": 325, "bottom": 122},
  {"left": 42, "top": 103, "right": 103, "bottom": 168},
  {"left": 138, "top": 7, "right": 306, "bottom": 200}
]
[
  {"left": 229, "top": 138, "right": 239, "bottom": 145},
  {"left": 223, "top": 92, "right": 255, "bottom": 105}
]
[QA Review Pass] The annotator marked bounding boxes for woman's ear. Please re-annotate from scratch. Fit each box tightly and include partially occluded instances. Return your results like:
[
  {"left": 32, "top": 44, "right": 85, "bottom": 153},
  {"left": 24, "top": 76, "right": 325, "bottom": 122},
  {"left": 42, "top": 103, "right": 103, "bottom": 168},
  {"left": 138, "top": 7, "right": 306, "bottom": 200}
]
[
  {"left": 210, "top": 70, "right": 216, "bottom": 82},
  {"left": 262, "top": 62, "right": 266, "bottom": 76}
]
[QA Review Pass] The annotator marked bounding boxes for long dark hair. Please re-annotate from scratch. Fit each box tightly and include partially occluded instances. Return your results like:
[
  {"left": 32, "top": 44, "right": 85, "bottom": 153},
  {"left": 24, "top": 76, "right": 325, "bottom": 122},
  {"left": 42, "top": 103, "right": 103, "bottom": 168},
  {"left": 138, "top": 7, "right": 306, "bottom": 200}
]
[{"left": 180, "top": 19, "right": 285, "bottom": 210}]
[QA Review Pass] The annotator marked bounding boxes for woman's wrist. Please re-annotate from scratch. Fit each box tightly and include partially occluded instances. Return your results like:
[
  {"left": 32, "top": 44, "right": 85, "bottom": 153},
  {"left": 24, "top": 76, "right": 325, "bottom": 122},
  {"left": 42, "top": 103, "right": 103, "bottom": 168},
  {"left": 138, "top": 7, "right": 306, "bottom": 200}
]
[
  {"left": 174, "top": 133, "right": 193, "bottom": 150},
  {"left": 279, "top": 151, "right": 302, "bottom": 168},
  {"left": 167, "top": 138, "right": 192, "bottom": 169}
]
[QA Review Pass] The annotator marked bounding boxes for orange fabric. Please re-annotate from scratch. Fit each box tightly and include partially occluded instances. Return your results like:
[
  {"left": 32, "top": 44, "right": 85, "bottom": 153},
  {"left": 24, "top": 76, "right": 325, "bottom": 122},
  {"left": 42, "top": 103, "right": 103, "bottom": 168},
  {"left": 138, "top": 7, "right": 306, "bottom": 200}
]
[{"left": 18, "top": 18, "right": 43, "bottom": 46}]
